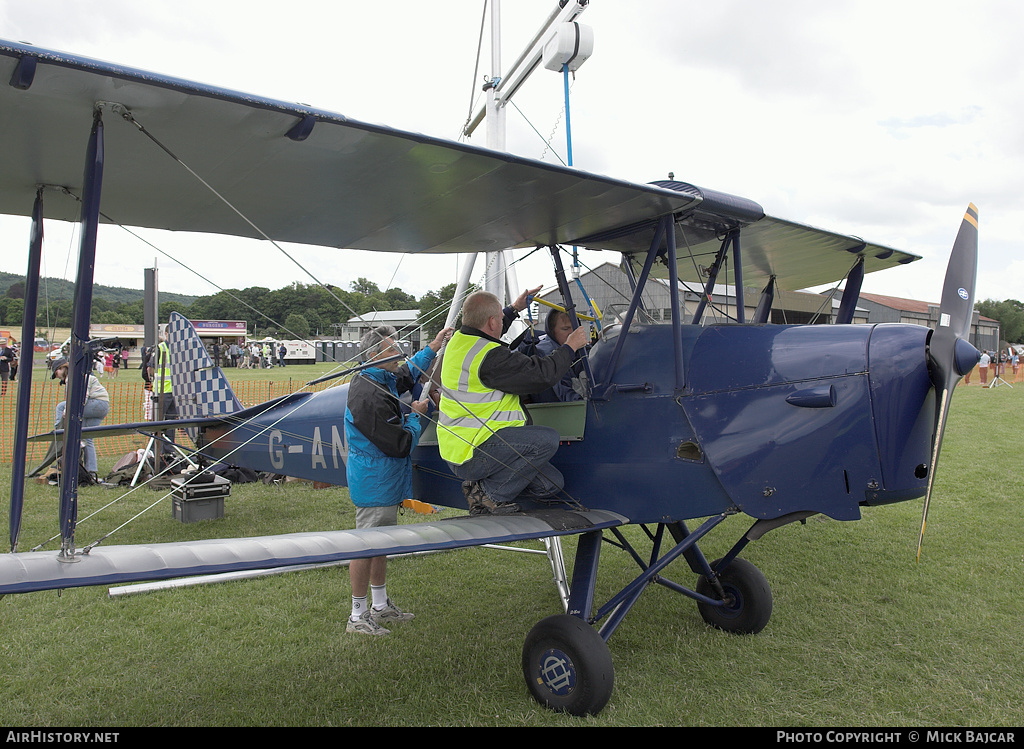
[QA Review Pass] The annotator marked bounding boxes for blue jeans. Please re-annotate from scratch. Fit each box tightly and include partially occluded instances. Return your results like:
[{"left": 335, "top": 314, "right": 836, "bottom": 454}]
[
  {"left": 447, "top": 425, "right": 564, "bottom": 505},
  {"left": 55, "top": 398, "right": 111, "bottom": 473}
]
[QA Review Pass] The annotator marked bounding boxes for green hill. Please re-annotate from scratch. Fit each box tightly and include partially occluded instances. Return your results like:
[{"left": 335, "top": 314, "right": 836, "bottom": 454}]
[{"left": 0, "top": 270, "right": 197, "bottom": 307}]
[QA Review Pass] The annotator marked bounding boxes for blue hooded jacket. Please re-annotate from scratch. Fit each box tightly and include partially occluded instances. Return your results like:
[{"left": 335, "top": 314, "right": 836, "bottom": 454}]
[{"left": 344, "top": 346, "right": 435, "bottom": 508}]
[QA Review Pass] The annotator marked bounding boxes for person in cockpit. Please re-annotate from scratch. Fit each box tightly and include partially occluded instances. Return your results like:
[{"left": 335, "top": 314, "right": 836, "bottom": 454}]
[{"left": 517, "top": 309, "right": 585, "bottom": 403}]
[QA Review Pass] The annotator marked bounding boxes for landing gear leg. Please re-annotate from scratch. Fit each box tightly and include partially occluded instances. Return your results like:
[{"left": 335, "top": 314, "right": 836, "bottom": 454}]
[{"left": 522, "top": 529, "right": 613, "bottom": 716}]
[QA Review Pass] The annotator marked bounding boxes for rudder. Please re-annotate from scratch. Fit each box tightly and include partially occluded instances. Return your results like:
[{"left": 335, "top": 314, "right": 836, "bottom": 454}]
[{"left": 167, "top": 312, "right": 243, "bottom": 442}]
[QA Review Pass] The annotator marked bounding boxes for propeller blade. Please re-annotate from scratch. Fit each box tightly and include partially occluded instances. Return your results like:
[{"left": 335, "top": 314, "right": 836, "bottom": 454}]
[
  {"left": 933, "top": 203, "right": 979, "bottom": 346},
  {"left": 917, "top": 387, "right": 953, "bottom": 561},
  {"left": 918, "top": 204, "right": 980, "bottom": 560}
]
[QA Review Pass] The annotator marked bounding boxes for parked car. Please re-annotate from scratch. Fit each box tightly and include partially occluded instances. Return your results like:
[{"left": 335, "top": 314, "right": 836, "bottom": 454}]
[{"left": 46, "top": 339, "right": 69, "bottom": 368}]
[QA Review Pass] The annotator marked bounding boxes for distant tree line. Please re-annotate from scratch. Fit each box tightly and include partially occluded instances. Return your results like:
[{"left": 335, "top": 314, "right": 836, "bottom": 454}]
[
  {"left": 3, "top": 267, "right": 1023, "bottom": 346},
  {"left": 3, "top": 267, "right": 1022, "bottom": 346},
  {"left": 0, "top": 271, "right": 460, "bottom": 342},
  {"left": 976, "top": 299, "right": 1024, "bottom": 348}
]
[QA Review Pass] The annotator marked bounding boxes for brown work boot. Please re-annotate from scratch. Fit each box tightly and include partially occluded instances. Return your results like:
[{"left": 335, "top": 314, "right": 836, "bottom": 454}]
[{"left": 462, "top": 481, "right": 519, "bottom": 515}]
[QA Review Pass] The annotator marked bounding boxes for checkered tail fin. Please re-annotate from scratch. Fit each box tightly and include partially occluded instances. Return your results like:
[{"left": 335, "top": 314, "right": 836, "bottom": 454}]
[{"left": 166, "top": 312, "right": 243, "bottom": 442}]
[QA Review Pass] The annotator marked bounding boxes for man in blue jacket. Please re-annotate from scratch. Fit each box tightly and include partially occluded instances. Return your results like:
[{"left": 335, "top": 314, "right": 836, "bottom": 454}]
[{"left": 344, "top": 323, "right": 453, "bottom": 635}]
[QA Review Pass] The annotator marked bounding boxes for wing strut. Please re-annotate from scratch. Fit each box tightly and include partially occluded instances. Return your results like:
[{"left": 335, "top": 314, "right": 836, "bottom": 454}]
[
  {"left": 8, "top": 188, "right": 44, "bottom": 552},
  {"left": 731, "top": 231, "right": 746, "bottom": 323},
  {"left": 752, "top": 276, "right": 776, "bottom": 324},
  {"left": 690, "top": 232, "right": 731, "bottom": 325},
  {"left": 835, "top": 257, "right": 865, "bottom": 324},
  {"left": 547, "top": 245, "right": 595, "bottom": 393},
  {"left": 56, "top": 106, "right": 107, "bottom": 560},
  {"left": 666, "top": 216, "right": 685, "bottom": 389},
  {"left": 593, "top": 214, "right": 668, "bottom": 398}
]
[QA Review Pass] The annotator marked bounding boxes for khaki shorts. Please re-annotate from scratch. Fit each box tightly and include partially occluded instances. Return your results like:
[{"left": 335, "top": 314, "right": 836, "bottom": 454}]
[{"left": 355, "top": 504, "right": 399, "bottom": 530}]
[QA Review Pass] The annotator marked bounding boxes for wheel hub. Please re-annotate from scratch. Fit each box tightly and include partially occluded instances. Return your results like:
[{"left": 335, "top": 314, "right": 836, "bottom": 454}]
[{"left": 537, "top": 648, "right": 577, "bottom": 696}]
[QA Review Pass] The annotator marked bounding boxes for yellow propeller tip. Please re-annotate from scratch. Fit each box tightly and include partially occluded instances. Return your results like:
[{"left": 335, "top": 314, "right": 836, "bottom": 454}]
[{"left": 965, "top": 204, "right": 979, "bottom": 228}]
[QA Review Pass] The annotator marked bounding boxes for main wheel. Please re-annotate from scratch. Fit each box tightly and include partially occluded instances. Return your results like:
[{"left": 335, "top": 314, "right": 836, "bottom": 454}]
[
  {"left": 521, "top": 614, "right": 614, "bottom": 716},
  {"left": 695, "top": 557, "right": 773, "bottom": 634}
]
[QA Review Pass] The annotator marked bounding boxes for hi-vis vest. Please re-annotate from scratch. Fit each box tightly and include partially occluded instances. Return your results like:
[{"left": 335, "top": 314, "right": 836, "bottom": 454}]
[
  {"left": 438, "top": 331, "right": 526, "bottom": 465},
  {"left": 155, "top": 341, "right": 173, "bottom": 393}
]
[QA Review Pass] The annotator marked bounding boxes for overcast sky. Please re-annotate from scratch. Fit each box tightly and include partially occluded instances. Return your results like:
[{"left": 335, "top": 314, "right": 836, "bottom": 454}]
[{"left": 2, "top": 0, "right": 1021, "bottom": 307}]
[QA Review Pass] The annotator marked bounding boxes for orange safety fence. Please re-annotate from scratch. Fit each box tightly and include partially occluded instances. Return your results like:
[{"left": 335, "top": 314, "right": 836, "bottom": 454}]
[{"left": 0, "top": 373, "right": 330, "bottom": 465}]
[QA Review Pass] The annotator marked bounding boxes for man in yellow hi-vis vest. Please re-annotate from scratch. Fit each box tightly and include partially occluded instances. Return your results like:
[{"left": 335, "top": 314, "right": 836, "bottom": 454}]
[
  {"left": 439, "top": 289, "right": 588, "bottom": 515},
  {"left": 148, "top": 329, "right": 178, "bottom": 465}
]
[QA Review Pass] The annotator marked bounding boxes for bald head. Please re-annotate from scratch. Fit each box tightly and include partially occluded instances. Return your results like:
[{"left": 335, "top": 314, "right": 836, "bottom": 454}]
[{"left": 462, "top": 291, "right": 503, "bottom": 331}]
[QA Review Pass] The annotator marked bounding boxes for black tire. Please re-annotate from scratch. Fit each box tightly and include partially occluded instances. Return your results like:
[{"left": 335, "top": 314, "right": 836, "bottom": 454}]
[
  {"left": 695, "top": 557, "right": 773, "bottom": 634},
  {"left": 521, "top": 614, "right": 614, "bottom": 716}
]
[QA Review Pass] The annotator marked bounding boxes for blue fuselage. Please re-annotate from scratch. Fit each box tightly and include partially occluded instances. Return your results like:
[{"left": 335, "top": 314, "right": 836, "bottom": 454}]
[{"left": 198, "top": 322, "right": 936, "bottom": 525}]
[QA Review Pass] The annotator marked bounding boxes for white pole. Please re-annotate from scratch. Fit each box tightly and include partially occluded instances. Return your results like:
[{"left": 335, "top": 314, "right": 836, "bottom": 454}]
[
  {"left": 445, "top": 253, "right": 478, "bottom": 329},
  {"left": 484, "top": 0, "right": 507, "bottom": 301}
]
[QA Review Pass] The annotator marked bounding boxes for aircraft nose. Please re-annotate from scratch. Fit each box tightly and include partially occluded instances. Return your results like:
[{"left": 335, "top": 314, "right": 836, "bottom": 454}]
[{"left": 864, "top": 324, "right": 934, "bottom": 505}]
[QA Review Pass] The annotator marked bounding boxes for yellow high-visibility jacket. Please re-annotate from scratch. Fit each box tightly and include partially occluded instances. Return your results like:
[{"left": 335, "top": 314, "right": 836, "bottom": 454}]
[{"left": 437, "top": 331, "right": 526, "bottom": 465}]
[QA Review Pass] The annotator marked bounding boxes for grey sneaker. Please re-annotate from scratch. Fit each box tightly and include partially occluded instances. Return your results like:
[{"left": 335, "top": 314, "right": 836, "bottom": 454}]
[
  {"left": 462, "top": 480, "right": 520, "bottom": 516},
  {"left": 346, "top": 609, "right": 390, "bottom": 636},
  {"left": 371, "top": 598, "right": 414, "bottom": 624}
]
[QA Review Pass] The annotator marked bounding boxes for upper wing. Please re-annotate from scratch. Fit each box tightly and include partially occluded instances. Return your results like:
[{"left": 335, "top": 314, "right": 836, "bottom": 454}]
[
  {"left": 0, "top": 40, "right": 695, "bottom": 255},
  {"left": 0, "top": 508, "right": 626, "bottom": 595},
  {"left": 0, "top": 40, "right": 918, "bottom": 291},
  {"left": 595, "top": 182, "right": 919, "bottom": 291}
]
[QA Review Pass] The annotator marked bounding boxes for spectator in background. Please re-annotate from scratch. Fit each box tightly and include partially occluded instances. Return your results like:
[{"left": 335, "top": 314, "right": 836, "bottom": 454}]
[
  {"left": 0, "top": 341, "right": 14, "bottom": 395},
  {"left": 148, "top": 330, "right": 178, "bottom": 467}
]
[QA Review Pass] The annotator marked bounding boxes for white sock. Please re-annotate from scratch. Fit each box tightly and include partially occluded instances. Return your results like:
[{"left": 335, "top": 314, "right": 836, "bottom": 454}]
[
  {"left": 370, "top": 584, "right": 388, "bottom": 610},
  {"left": 351, "top": 596, "right": 367, "bottom": 620}
]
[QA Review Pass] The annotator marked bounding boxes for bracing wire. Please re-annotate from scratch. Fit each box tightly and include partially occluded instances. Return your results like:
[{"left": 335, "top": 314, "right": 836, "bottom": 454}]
[
  {"left": 31, "top": 110, "right": 588, "bottom": 548},
  {"left": 458, "top": 1, "right": 489, "bottom": 141},
  {"left": 116, "top": 108, "right": 372, "bottom": 330}
]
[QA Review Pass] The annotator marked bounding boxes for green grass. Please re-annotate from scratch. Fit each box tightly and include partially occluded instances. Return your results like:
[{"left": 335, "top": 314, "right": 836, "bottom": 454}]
[
  {"left": 0, "top": 383, "right": 1022, "bottom": 726},
  {"left": 222, "top": 361, "right": 353, "bottom": 384}
]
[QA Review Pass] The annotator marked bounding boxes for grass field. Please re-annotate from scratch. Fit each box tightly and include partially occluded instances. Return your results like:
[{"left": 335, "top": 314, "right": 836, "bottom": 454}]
[{"left": 0, "top": 378, "right": 1021, "bottom": 727}]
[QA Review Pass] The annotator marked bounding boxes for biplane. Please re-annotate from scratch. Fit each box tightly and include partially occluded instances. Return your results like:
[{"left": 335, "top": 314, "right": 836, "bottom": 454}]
[{"left": 0, "top": 38, "right": 978, "bottom": 716}]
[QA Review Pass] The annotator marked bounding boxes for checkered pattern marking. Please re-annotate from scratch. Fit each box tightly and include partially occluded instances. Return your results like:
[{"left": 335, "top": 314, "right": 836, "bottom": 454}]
[{"left": 168, "top": 313, "right": 242, "bottom": 439}]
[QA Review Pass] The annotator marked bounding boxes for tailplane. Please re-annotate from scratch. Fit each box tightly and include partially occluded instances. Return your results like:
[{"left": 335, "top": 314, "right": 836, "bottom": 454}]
[{"left": 166, "top": 312, "right": 243, "bottom": 442}]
